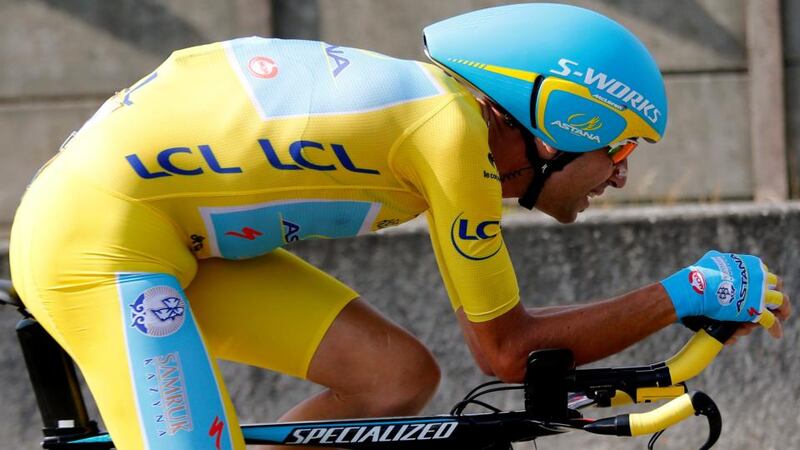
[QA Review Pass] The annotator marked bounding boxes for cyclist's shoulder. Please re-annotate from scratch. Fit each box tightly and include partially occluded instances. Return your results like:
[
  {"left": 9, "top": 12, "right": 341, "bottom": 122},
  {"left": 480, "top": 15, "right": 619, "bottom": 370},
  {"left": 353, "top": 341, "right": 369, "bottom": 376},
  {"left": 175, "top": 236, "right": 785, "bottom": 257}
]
[{"left": 397, "top": 83, "right": 489, "bottom": 163}]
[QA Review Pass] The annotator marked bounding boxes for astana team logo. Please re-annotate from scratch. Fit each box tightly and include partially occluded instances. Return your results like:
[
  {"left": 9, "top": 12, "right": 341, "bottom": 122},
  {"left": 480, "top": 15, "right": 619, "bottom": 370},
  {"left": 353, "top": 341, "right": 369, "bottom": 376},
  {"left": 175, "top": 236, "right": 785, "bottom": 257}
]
[{"left": 130, "top": 286, "right": 186, "bottom": 337}]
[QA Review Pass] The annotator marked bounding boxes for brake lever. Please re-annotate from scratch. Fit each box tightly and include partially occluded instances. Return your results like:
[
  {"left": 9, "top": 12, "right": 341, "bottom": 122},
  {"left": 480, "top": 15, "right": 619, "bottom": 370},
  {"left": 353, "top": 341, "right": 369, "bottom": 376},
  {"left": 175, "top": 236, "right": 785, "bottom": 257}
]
[
  {"left": 646, "top": 391, "right": 721, "bottom": 450},
  {"left": 692, "top": 391, "right": 722, "bottom": 450}
]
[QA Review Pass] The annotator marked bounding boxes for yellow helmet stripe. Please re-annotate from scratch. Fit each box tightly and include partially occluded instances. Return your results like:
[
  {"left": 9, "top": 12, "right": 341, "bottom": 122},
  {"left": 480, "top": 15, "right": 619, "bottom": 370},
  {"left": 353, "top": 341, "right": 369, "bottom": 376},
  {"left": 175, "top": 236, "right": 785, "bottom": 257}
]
[
  {"left": 482, "top": 64, "right": 538, "bottom": 82},
  {"left": 447, "top": 58, "right": 538, "bottom": 82}
]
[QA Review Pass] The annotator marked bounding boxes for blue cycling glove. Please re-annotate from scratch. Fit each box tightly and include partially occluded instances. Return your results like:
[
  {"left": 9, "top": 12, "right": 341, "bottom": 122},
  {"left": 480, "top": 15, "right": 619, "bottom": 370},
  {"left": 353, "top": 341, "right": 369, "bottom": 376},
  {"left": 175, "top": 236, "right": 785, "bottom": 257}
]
[{"left": 661, "top": 251, "right": 770, "bottom": 323}]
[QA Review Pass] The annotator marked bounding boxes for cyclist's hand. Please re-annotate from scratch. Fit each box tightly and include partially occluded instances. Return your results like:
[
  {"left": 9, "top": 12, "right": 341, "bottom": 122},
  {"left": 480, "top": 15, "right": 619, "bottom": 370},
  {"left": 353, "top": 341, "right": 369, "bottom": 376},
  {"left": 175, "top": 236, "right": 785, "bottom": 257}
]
[
  {"left": 661, "top": 251, "right": 786, "bottom": 336},
  {"left": 728, "top": 273, "right": 791, "bottom": 341}
]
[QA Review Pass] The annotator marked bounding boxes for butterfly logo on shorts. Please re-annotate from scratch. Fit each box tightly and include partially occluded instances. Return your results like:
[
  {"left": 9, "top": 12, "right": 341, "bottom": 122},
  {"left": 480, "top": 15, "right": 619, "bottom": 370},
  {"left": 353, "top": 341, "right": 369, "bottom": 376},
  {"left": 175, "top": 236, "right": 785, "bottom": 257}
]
[{"left": 151, "top": 297, "right": 186, "bottom": 322}]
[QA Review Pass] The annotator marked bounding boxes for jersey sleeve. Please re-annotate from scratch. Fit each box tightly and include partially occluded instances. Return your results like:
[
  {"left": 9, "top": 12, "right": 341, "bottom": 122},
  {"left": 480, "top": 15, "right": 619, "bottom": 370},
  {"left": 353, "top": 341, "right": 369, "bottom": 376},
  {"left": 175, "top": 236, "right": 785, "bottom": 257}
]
[{"left": 391, "top": 94, "right": 520, "bottom": 322}]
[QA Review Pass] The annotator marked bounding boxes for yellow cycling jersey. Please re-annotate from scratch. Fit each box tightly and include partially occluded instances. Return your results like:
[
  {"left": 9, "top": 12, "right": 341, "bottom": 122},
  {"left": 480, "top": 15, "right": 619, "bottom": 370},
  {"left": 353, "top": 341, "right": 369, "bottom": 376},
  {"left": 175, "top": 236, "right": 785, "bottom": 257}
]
[{"left": 55, "top": 37, "right": 520, "bottom": 322}]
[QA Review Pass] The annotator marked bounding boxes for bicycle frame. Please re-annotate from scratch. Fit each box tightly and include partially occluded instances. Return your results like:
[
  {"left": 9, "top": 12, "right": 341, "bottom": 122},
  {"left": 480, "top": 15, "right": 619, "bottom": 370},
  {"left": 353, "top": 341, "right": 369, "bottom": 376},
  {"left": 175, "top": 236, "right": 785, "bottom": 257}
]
[
  {"left": 1, "top": 279, "right": 733, "bottom": 450},
  {"left": 64, "top": 412, "right": 580, "bottom": 449}
]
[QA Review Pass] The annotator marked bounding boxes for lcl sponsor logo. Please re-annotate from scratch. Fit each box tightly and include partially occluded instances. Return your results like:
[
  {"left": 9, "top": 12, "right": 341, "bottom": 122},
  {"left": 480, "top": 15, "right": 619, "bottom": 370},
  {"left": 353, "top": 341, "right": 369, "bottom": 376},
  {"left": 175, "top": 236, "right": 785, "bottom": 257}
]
[
  {"left": 125, "top": 139, "right": 380, "bottom": 179},
  {"left": 450, "top": 213, "right": 502, "bottom": 261}
]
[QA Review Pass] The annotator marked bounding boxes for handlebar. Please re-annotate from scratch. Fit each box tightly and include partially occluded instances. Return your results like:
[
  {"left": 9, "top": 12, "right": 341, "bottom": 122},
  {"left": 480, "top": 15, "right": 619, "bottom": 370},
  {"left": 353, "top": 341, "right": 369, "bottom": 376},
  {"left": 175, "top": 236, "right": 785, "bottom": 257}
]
[
  {"left": 665, "top": 319, "right": 739, "bottom": 383},
  {"left": 584, "top": 391, "right": 721, "bottom": 449},
  {"left": 562, "top": 319, "right": 739, "bottom": 408},
  {"left": 524, "top": 319, "right": 739, "bottom": 449}
]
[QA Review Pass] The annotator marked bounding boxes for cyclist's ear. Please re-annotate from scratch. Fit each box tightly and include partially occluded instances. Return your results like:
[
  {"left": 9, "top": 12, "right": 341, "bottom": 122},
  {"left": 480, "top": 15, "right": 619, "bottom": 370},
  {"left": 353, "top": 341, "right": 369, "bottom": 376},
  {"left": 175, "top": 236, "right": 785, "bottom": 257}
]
[
  {"left": 476, "top": 97, "right": 490, "bottom": 124},
  {"left": 534, "top": 137, "right": 559, "bottom": 160}
]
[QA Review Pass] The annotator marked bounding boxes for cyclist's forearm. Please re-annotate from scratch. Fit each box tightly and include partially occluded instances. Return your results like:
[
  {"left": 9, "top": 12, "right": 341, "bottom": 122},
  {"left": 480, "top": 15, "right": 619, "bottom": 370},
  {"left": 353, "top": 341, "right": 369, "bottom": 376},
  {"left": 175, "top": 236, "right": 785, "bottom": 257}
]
[
  {"left": 526, "top": 303, "right": 584, "bottom": 316},
  {"left": 456, "top": 309, "right": 496, "bottom": 376},
  {"left": 470, "top": 282, "right": 677, "bottom": 382},
  {"left": 525, "top": 283, "right": 676, "bottom": 364}
]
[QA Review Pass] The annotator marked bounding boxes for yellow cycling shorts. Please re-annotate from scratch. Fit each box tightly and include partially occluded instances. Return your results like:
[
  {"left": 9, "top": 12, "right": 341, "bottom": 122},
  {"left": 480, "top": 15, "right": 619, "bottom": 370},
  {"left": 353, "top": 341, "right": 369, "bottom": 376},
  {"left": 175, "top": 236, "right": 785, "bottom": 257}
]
[{"left": 10, "top": 160, "right": 358, "bottom": 450}]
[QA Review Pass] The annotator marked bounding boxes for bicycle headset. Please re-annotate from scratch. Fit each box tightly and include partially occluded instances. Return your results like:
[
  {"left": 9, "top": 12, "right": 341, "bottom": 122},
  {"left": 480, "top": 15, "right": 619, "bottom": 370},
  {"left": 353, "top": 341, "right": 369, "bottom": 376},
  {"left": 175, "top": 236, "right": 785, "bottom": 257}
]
[{"left": 423, "top": 3, "right": 668, "bottom": 209}]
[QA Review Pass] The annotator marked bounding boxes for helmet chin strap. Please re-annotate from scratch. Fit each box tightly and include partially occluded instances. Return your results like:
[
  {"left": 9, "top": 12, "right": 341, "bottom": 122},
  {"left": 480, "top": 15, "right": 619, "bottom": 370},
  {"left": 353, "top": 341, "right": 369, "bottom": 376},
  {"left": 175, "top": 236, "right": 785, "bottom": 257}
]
[{"left": 517, "top": 136, "right": 583, "bottom": 210}]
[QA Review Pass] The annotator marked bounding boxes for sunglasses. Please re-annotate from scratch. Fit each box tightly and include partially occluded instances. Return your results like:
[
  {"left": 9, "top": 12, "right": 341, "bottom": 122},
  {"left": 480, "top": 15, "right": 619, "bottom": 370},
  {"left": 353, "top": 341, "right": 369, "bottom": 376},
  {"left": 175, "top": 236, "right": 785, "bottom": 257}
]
[{"left": 607, "top": 139, "right": 638, "bottom": 164}]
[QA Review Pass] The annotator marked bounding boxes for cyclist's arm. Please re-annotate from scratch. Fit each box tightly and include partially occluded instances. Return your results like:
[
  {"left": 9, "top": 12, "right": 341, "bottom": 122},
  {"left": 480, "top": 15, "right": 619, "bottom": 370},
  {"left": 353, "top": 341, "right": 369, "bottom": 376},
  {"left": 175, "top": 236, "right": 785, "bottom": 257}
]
[
  {"left": 456, "top": 303, "right": 587, "bottom": 377},
  {"left": 391, "top": 95, "right": 521, "bottom": 324},
  {"left": 390, "top": 95, "right": 678, "bottom": 381},
  {"left": 462, "top": 282, "right": 677, "bottom": 383},
  {"left": 455, "top": 309, "right": 495, "bottom": 376}
]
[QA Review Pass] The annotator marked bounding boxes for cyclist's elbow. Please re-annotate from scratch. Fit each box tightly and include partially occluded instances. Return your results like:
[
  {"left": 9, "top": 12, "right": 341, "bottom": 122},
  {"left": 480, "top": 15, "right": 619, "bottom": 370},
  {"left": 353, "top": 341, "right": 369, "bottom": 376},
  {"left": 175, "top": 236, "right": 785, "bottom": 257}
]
[
  {"left": 473, "top": 354, "right": 496, "bottom": 377},
  {"left": 487, "top": 348, "right": 527, "bottom": 383},
  {"left": 470, "top": 305, "right": 532, "bottom": 382}
]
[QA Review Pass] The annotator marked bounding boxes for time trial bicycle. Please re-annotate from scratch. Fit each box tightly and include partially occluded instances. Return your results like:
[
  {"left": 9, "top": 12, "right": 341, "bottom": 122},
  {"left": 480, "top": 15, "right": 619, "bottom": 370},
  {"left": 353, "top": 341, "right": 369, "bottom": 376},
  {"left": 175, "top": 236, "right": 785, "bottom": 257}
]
[{"left": 1, "top": 278, "right": 736, "bottom": 449}]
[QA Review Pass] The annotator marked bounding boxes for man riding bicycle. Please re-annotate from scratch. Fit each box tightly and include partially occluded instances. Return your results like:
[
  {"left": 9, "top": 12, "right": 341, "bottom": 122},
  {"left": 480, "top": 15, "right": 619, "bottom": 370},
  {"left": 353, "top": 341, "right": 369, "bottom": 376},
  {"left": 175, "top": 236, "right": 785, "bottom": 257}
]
[{"left": 9, "top": 4, "right": 791, "bottom": 450}]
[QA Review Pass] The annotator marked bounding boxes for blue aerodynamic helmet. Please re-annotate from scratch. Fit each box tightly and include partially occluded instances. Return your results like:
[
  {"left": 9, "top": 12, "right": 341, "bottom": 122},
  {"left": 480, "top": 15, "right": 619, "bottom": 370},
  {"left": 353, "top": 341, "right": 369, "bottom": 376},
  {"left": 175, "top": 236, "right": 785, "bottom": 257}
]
[{"left": 423, "top": 3, "right": 668, "bottom": 154}]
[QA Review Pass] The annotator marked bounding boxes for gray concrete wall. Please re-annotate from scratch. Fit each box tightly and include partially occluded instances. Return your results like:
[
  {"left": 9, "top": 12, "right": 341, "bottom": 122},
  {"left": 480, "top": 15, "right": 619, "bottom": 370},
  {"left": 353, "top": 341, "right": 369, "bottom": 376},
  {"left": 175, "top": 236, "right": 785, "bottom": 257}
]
[
  {"left": 786, "top": 0, "right": 800, "bottom": 197},
  {"left": 1, "top": 203, "right": 799, "bottom": 449},
  {"left": 2, "top": 0, "right": 797, "bottom": 225},
  {"left": 318, "top": 0, "right": 756, "bottom": 205},
  {"left": 0, "top": 0, "right": 272, "bottom": 226}
]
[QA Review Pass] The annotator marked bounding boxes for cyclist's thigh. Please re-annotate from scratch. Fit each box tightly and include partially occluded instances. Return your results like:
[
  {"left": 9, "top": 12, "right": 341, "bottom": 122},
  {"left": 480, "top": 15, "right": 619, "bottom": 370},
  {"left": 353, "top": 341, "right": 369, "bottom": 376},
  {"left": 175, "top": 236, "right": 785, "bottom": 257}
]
[
  {"left": 186, "top": 248, "right": 358, "bottom": 378},
  {"left": 10, "top": 172, "right": 244, "bottom": 450}
]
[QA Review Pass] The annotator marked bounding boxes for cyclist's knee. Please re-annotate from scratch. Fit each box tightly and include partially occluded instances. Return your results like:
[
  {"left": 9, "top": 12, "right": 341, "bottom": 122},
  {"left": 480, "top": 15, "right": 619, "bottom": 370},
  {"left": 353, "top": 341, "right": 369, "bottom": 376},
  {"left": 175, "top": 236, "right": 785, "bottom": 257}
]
[
  {"left": 365, "top": 337, "right": 441, "bottom": 416},
  {"left": 307, "top": 298, "right": 441, "bottom": 415}
]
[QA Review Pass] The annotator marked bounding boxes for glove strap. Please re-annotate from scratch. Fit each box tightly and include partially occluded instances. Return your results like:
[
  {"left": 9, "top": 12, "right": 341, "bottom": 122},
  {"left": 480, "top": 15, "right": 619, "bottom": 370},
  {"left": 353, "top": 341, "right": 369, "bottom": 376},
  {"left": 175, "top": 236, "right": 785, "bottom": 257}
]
[{"left": 661, "top": 268, "right": 703, "bottom": 320}]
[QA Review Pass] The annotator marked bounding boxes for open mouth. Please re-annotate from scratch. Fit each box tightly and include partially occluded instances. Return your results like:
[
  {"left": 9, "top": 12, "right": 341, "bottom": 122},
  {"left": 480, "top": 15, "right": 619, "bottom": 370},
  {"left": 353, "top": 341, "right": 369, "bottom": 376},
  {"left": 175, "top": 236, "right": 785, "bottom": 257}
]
[{"left": 587, "top": 186, "right": 606, "bottom": 199}]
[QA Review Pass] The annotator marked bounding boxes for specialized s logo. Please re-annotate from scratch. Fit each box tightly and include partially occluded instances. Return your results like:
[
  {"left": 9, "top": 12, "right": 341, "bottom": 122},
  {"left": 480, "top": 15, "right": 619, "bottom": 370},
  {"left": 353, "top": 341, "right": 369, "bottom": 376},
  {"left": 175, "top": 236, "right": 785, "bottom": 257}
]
[
  {"left": 225, "top": 227, "right": 263, "bottom": 240},
  {"left": 209, "top": 416, "right": 225, "bottom": 450},
  {"left": 450, "top": 213, "right": 502, "bottom": 261}
]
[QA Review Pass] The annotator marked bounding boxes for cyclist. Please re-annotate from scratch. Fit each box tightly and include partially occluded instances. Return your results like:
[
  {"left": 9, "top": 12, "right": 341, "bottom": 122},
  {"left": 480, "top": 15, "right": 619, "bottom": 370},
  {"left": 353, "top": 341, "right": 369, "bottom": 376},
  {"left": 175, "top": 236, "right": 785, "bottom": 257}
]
[{"left": 9, "top": 4, "right": 791, "bottom": 450}]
